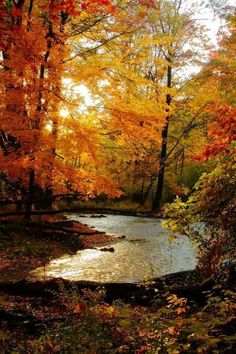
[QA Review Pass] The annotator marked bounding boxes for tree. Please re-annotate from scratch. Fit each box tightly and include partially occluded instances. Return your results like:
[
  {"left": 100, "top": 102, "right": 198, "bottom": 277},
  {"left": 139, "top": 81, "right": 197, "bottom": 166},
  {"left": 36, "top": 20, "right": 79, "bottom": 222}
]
[
  {"left": 0, "top": 0, "right": 121, "bottom": 219},
  {"left": 163, "top": 15, "right": 236, "bottom": 274},
  {"left": 89, "top": 0, "right": 212, "bottom": 210}
]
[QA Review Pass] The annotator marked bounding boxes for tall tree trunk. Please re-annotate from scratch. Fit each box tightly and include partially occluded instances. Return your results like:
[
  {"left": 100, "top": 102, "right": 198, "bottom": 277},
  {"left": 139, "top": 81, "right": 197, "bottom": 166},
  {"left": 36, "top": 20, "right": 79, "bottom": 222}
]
[
  {"left": 152, "top": 64, "right": 172, "bottom": 212},
  {"left": 180, "top": 148, "right": 185, "bottom": 177}
]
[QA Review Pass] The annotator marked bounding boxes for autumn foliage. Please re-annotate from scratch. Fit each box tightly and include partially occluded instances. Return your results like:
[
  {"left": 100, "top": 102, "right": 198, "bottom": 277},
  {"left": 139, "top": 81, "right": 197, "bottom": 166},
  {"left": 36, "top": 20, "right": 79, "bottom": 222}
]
[
  {"left": 0, "top": 0, "right": 123, "bottom": 217},
  {"left": 197, "top": 103, "right": 236, "bottom": 160},
  {"left": 0, "top": 1, "right": 235, "bottom": 219},
  {"left": 0, "top": 2, "right": 235, "bottom": 352}
]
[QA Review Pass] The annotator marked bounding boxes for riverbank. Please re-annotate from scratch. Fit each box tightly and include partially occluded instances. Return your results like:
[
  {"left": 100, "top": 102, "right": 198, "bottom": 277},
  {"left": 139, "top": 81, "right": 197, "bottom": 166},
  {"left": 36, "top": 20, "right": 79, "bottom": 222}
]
[
  {"left": 0, "top": 216, "right": 121, "bottom": 283},
  {"left": 0, "top": 216, "right": 235, "bottom": 353},
  {"left": 0, "top": 270, "right": 235, "bottom": 353}
]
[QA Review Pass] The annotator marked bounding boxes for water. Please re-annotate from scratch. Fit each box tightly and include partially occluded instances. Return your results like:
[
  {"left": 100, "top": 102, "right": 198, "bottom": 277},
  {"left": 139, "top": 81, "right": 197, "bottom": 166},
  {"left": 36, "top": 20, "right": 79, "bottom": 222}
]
[{"left": 29, "top": 214, "right": 196, "bottom": 283}]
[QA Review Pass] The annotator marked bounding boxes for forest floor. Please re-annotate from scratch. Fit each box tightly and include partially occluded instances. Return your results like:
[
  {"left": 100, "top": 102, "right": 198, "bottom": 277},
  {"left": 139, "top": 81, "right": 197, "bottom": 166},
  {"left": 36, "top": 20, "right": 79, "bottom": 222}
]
[{"left": 0, "top": 215, "right": 235, "bottom": 353}]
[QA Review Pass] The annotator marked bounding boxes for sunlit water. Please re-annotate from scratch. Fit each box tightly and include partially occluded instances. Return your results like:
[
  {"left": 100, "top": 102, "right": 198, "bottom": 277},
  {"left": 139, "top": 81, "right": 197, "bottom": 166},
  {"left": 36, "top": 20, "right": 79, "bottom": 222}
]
[{"left": 29, "top": 215, "right": 196, "bottom": 283}]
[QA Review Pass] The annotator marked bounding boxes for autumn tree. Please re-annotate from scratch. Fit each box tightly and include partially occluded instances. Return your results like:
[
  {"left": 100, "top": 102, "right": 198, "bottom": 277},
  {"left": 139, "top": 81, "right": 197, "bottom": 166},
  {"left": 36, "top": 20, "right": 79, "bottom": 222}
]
[
  {"left": 87, "top": 0, "right": 214, "bottom": 210},
  {"left": 49, "top": 0, "right": 162, "bottom": 207},
  {"left": 0, "top": 0, "right": 234, "bottom": 219},
  {"left": 0, "top": 0, "right": 123, "bottom": 219},
  {"left": 163, "top": 14, "right": 236, "bottom": 274}
]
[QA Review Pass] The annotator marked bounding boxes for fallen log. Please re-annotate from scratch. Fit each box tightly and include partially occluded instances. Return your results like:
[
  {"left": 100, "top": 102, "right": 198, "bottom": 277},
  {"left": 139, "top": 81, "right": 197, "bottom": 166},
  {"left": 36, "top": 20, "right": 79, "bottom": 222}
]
[
  {"left": 27, "top": 224, "right": 105, "bottom": 237},
  {"left": 0, "top": 278, "right": 161, "bottom": 305},
  {"left": 0, "top": 269, "right": 218, "bottom": 306},
  {"left": 0, "top": 220, "right": 106, "bottom": 238},
  {"left": 0, "top": 207, "right": 159, "bottom": 218}
]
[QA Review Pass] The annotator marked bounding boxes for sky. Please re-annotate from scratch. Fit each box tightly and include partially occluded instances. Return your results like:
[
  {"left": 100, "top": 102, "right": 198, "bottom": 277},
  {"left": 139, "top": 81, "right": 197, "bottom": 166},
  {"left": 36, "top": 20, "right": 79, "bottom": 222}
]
[{"left": 190, "top": 0, "right": 235, "bottom": 45}]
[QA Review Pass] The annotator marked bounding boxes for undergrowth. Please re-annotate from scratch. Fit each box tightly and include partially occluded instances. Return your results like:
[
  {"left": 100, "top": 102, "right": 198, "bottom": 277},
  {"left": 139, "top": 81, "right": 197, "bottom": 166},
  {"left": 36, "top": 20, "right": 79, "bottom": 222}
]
[{"left": 0, "top": 281, "right": 235, "bottom": 353}]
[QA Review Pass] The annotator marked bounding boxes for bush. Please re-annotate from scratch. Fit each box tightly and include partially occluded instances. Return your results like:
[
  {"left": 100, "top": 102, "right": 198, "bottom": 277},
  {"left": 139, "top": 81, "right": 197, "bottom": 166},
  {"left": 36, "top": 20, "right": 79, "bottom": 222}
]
[{"left": 163, "top": 155, "right": 236, "bottom": 277}]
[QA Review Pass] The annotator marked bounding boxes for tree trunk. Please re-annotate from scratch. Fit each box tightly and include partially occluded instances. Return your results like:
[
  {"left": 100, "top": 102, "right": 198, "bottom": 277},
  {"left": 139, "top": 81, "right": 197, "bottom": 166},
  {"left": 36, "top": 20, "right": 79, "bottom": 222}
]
[
  {"left": 140, "top": 177, "right": 153, "bottom": 206},
  {"left": 24, "top": 169, "right": 35, "bottom": 221},
  {"left": 180, "top": 148, "right": 185, "bottom": 177},
  {"left": 139, "top": 177, "right": 145, "bottom": 205},
  {"left": 152, "top": 64, "right": 172, "bottom": 212}
]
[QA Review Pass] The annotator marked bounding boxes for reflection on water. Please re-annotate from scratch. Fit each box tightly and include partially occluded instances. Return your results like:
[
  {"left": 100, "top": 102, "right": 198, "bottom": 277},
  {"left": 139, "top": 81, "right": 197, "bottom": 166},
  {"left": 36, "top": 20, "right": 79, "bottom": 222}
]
[{"left": 29, "top": 215, "right": 196, "bottom": 283}]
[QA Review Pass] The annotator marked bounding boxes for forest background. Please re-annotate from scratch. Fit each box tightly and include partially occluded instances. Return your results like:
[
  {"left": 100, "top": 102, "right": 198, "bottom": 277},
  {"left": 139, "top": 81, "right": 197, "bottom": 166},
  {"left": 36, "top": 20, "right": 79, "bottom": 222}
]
[
  {"left": 0, "top": 2, "right": 235, "bottom": 353},
  {"left": 0, "top": 0, "right": 235, "bottom": 256}
]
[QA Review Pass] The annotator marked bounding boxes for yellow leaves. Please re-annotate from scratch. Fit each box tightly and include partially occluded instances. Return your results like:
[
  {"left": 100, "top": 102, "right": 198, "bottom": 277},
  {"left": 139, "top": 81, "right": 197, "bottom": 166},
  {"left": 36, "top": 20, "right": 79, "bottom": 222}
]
[
  {"left": 168, "top": 232, "right": 176, "bottom": 244},
  {"left": 133, "top": 35, "right": 163, "bottom": 48},
  {"left": 0, "top": 0, "right": 223, "bottom": 206},
  {"left": 167, "top": 294, "right": 187, "bottom": 316},
  {"left": 176, "top": 307, "right": 186, "bottom": 315},
  {"left": 102, "top": 89, "right": 167, "bottom": 149},
  {"left": 68, "top": 64, "right": 105, "bottom": 83},
  {"left": 105, "top": 305, "right": 116, "bottom": 315}
]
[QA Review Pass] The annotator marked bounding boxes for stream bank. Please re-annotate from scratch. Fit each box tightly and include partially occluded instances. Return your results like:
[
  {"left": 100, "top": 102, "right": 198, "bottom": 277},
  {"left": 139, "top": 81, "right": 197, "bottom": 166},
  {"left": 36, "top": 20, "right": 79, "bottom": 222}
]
[
  {"left": 1, "top": 268, "right": 235, "bottom": 354},
  {"left": 0, "top": 215, "right": 235, "bottom": 353},
  {"left": 0, "top": 216, "right": 122, "bottom": 283}
]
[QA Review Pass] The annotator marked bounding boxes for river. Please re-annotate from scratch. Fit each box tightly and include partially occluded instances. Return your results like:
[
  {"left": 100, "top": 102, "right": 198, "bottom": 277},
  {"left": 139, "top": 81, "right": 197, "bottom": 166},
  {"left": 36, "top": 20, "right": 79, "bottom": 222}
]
[{"left": 29, "top": 214, "right": 196, "bottom": 283}]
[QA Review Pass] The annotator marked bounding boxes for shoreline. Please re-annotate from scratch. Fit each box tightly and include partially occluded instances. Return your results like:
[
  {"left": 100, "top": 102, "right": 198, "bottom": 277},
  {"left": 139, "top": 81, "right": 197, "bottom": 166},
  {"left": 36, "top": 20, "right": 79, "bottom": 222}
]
[
  {"left": 1, "top": 217, "right": 235, "bottom": 353},
  {"left": 0, "top": 217, "right": 123, "bottom": 283}
]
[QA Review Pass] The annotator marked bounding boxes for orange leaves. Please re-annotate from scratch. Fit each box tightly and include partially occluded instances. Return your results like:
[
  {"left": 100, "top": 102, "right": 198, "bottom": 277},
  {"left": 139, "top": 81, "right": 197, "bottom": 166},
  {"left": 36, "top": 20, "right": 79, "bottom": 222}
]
[
  {"left": 139, "top": 0, "right": 158, "bottom": 10},
  {"left": 166, "top": 326, "right": 176, "bottom": 336},
  {"left": 196, "top": 103, "right": 236, "bottom": 160},
  {"left": 4, "top": 27, "right": 46, "bottom": 75},
  {"left": 40, "top": 0, "right": 116, "bottom": 17},
  {"left": 80, "top": 0, "right": 116, "bottom": 14},
  {"left": 0, "top": 0, "right": 148, "bottom": 205},
  {"left": 73, "top": 302, "right": 87, "bottom": 314},
  {"left": 192, "top": 15, "right": 236, "bottom": 163},
  {"left": 92, "top": 175, "right": 124, "bottom": 199}
]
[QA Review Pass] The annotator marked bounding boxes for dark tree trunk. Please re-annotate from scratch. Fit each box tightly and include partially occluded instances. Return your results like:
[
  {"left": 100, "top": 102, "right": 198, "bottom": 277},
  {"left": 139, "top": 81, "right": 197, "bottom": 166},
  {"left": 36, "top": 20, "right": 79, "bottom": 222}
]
[
  {"left": 152, "top": 64, "right": 172, "bottom": 212},
  {"left": 140, "top": 177, "right": 153, "bottom": 206},
  {"left": 180, "top": 148, "right": 185, "bottom": 177},
  {"left": 139, "top": 178, "right": 145, "bottom": 205},
  {"left": 24, "top": 169, "right": 35, "bottom": 221}
]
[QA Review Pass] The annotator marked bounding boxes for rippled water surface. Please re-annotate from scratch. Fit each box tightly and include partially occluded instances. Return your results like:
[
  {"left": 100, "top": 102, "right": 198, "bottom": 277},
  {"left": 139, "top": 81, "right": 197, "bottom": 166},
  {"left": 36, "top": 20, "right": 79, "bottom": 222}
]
[{"left": 29, "top": 214, "right": 196, "bottom": 283}]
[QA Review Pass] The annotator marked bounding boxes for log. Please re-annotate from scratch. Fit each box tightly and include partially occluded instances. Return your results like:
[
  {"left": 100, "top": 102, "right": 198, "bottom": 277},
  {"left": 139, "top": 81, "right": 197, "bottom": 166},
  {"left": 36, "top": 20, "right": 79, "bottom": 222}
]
[
  {"left": 0, "top": 206, "right": 158, "bottom": 218},
  {"left": 0, "top": 220, "right": 106, "bottom": 237},
  {"left": 0, "top": 270, "right": 226, "bottom": 306},
  {"left": 27, "top": 222, "right": 106, "bottom": 236},
  {"left": 0, "top": 278, "right": 161, "bottom": 305}
]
